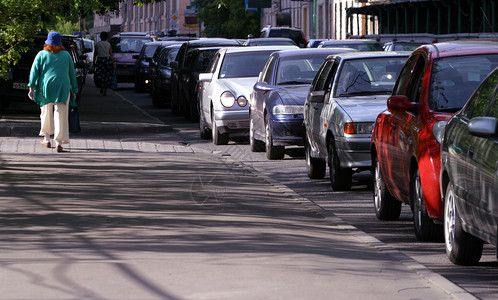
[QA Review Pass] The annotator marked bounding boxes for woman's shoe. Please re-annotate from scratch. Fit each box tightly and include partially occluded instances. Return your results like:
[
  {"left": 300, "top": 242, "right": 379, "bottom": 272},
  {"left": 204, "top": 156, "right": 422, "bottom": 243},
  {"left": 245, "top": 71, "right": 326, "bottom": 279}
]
[
  {"left": 56, "top": 145, "right": 63, "bottom": 152},
  {"left": 41, "top": 140, "right": 51, "bottom": 148}
]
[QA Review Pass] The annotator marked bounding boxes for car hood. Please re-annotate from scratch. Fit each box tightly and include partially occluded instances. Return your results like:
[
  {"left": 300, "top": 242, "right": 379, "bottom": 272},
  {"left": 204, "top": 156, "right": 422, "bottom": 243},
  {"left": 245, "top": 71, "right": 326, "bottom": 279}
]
[
  {"left": 335, "top": 95, "right": 389, "bottom": 122},
  {"left": 275, "top": 85, "right": 310, "bottom": 105},
  {"left": 219, "top": 77, "right": 258, "bottom": 98}
]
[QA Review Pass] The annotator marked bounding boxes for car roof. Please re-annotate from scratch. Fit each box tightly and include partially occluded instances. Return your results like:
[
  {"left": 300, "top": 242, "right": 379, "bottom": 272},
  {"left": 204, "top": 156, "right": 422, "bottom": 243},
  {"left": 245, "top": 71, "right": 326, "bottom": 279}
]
[
  {"left": 115, "top": 32, "right": 150, "bottom": 36},
  {"left": 274, "top": 48, "right": 358, "bottom": 58},
  {"left": 322, "top": 39, "right": 380, "bottom": 44},
  {"left": 223, "top": 45, "right": 299, "bottom": 53},
  {"left": 326, "top": 51, "right": 411, "bottom": 61},
  {"left": 420, "top": 40, "right": 498, "bottom": 58},
  {"left": 185, "top": 38, "right": 240, "bottom": 46}
]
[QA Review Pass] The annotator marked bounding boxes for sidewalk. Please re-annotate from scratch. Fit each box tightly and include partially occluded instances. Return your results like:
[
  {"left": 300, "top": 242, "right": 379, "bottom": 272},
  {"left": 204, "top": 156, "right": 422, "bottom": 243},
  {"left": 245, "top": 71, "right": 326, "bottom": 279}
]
[{"left": 0, "top": 78, "right": 474, "bottom": 299}]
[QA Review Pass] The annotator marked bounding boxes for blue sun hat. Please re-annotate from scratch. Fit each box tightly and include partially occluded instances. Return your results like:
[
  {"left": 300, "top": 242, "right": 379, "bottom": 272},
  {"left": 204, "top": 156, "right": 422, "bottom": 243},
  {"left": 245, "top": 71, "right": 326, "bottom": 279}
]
[{"left": 45, "top": 31, "right": 62, "bottom": 46}]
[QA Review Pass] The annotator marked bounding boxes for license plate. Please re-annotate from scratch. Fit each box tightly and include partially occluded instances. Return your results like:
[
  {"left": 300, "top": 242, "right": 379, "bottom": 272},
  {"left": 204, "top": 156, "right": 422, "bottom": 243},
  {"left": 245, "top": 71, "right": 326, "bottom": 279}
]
[{"left": 13, "top": 82, "right": 28, "bottom": 90}]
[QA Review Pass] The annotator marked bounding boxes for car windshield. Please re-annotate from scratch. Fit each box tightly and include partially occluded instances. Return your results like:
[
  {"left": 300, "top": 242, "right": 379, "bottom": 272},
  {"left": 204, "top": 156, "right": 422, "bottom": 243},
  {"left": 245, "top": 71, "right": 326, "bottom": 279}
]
[
  {"left": 144, "top": 44, "right": 160, "bottom": 58},
  {"left": 110, "top": 37, "right": 153, "bottom": 53},
  {"left": 322, "top": 42, "right": 383, "bottom": 51},
  {"left": 429, "top": 54, "right": 498, "bottom": 112},
  {"left": 220, "top": 50, "right": 275, "bottom": 78},
  {"left": 335, "top": 57, "right": 407, "bottom": 97},
  {"left": 276, "top": 54, "right": 331, "bottom": 85}
]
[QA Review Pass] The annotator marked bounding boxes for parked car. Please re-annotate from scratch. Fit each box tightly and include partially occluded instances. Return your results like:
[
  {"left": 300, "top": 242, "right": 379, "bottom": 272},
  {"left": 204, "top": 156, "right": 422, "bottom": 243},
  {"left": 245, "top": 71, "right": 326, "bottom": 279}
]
[
  {"left": 182, "top": 47, "right": 223, "bottom": 121},
  {"left": 198, "top": 45, "right": 298, "bottom": 144},
  {"left": 83, "top": 38, "right": 95, "bottom": 73},
  {"left": 150, "top": 44, "right": 182, "bottom": 108},
  {"left": 244, "top": 38, "right": 297, "bottom": 47},
  {"left": 306, "top": 39, "right": 326, "bottom": 48},
  {"left": 371, "top": 40, "right": 498, "bottom": 241},
  {"left": 133, "top": 41, "right": 179, "bottom": 92},
  {"left": 383, "top": 41, "right": 423, "bottom": 51},
  {"left": 170, "top": 38, "right": 241, "bottom": 116},
  {"left": 109, "top": 32, "right": 154, "bottom": 83},
  {"left": 259, "top": 26, "right": 307, "bottom": 48},
  {"left": 304, "top": 51, "right": 408, "bottom": 190},
  {"left": 318, "top": 39, "right": 384, "bottom": 51},
  {"left": 440, "top": 66, "right": 498, "bottom": 265},
  {"left": 250, "top": 48, "right": 358, "bottom": 159},
  {"left": 0, "top": 34, "right": 88, "bottom": 109}
]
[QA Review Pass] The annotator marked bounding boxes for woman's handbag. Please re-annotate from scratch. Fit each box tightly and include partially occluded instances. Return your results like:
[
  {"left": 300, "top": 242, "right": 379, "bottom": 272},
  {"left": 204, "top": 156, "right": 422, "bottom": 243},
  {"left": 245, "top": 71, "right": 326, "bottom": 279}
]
[{"left": 69, "top": 106, "right": 81, "bottom": 133}]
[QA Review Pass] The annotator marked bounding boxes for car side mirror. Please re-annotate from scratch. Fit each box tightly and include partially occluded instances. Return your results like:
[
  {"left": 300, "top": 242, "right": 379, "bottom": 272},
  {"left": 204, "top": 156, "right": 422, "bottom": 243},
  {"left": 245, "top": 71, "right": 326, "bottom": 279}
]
[
  {"left": 387, "top": 95, "right": 417, "bottom": 112},
  {"left": 253, "top": 81, "right": 272, "bottom": 92},
  {"left": 468, "top": 117, "right": 498, "bottom": 138},
  {"left": 198, "top": 73, "right": 213, "bottom": 83},
  {"left": 170, "top": 61, "right": 179, "bottom": 70},
  {"left": 309, "top": 90, "right": 325, "bottom": 103},
  {"left": 132, "top": 54, "right": 140, "bottom": 59}
]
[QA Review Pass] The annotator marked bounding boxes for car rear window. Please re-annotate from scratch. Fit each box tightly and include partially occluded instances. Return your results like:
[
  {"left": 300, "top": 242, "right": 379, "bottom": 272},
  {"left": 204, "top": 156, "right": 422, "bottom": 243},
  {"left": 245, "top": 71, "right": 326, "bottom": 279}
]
[
  {"left": 219, "top": 50, "right": 275, "bottom": 78},
  {"left": 335, "top": 57, "right": 407, "bottom": 97},
  {"left": 110, "top": 36, "right": 153, "bottom": 53},
  {"left": 429, "top": 54, "right": 498, "bottom": 112}
]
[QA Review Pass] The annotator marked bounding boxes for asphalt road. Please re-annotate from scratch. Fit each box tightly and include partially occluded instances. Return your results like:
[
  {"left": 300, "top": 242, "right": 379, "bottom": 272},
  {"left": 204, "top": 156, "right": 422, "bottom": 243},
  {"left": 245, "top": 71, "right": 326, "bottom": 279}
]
[
  {"left": 1, "top": 79, "right": 497, "bottom": 299},
  {"left": 111, "top": 83, "right": 498, "bottom": 300}
]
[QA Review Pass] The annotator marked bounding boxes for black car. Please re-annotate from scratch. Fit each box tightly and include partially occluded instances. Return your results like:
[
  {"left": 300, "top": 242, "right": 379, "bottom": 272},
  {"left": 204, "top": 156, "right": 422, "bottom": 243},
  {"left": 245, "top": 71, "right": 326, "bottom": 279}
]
[
  {"left": 169, "top": 38, "right": 240, "bottom": 115},
  {"left": 133, "top": 41, "right": 180, "bottom": 92},
  {"left": 318, "top": 39, "right": 384, "bottom": 51},
  {"left": 259, "top": 26, "right": 307, "bottom": 48},
  {"left": 440, "top": 66, "right": 498, "bottom": 266},
  {"left": 0, "top": 34, "right": 88, "bottom": 109},
  {"left": 182, "top": 47, "right": 222, "bottom": 121},
  {"left": 150, "top": 44, "right": 181, "bottom": 108},
  {"left": 243, "top": 38, "right": 297, "bottom": 47}
]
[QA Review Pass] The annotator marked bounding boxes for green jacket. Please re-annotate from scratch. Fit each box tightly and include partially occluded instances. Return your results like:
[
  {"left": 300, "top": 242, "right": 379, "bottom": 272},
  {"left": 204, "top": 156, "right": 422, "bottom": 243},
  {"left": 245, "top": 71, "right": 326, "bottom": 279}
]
[{"left": 28, "top": 50, "right": 79, "bottom": 107}]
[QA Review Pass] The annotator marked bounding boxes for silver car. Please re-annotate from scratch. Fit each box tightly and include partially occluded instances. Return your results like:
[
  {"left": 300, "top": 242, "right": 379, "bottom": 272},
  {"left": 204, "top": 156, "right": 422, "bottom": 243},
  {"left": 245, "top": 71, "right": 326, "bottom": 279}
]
[
  {"left": 198, "top": 45, "right": 298, "bottom": 145},
  {"left": 303, "top": 51, "right": 409, "bottom": 190}
]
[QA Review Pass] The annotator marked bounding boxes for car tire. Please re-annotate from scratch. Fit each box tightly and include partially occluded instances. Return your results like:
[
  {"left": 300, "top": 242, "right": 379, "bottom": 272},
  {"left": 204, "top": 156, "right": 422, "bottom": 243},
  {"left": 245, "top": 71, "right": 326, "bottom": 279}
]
[
  {"left": 199, "top": 109, "right": 211, "bottom": 140},
  {"left": 212, "top": 112, "right": 229, "bottom": 145},
  {"left": 444, "top": 182, "right": 483, "bottom": 265},
  {"left": 305, "top": 136, "right": 326, "bottom": 179},
  {"left": 249, "top": 117, "right": 264, "bottom": 152},
  {"left": 328, "top": 139, "right": 352, "bottom": 190},
  {"left": 265, "top": 115, "right": 284, "bottom": 160},
  {"left": 411, "top": 168, "right": 443, "bottom": 241},
  {"left": 373, "top": 155, "right": 401, "bottom": 221},
  {"left": 152, "top": 87, "right": 166, "bottom": 108}
]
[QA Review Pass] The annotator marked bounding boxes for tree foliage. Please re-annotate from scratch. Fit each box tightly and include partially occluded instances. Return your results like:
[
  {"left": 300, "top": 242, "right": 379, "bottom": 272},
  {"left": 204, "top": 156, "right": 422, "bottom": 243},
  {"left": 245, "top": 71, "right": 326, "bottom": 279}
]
[
  {"left": 194, "top": 0, "right": 260, "bottom": 39},
  {"left": 0, "top": 0, "right": 137, "bottom": 76}
]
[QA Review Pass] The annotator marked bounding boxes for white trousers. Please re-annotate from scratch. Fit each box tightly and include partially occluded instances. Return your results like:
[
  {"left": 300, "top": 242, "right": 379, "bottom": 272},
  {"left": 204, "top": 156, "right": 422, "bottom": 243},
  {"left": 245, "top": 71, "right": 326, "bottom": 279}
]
[{"left": 39, "top": 95, "right": 70, "bottom": 144}]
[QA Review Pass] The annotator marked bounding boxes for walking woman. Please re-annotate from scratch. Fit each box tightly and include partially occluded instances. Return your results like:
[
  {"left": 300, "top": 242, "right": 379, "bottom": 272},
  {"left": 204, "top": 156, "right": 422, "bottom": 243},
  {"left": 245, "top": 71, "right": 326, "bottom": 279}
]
[
  {"left": 28, "top": 31, "right": 78, "bottom": 153},
  {"left": 94, "top": 31, "right": 113, "bottom": 95}
]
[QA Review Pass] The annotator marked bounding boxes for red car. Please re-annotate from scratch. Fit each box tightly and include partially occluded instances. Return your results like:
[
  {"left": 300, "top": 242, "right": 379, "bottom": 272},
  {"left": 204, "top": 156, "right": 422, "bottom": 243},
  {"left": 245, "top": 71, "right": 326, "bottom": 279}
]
[{"left": 370, "top": 40, "right": 498, "bottom": 241}]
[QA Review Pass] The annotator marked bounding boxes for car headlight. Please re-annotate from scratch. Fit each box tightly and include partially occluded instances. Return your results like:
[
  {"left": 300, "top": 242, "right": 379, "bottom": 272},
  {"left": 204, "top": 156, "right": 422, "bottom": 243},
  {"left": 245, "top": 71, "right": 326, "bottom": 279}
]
[
  {"left": 272, "top": 105, "right": 303, "bottom": 115},
  {"left": 220, "top": 91, "right": 235, "bottom": 108},
  {"left": 343, "top": 122, "right": 375, "bottom": 134},
  {"left": 237, "top": 96, "right": 248, "bottom": 107},
  {"left": 432, "top": 120, "right": 448, "bottom": 144}
]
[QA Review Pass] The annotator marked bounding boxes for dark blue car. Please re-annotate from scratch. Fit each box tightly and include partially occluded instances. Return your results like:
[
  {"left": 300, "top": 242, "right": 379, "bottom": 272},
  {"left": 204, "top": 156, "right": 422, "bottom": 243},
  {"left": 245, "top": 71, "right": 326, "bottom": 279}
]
[
  {"left": 150, "top": 44, "right": 182, "bottom": 108},
  {"left": 249, "top": 48, "right": 356, "bottom": 159}
]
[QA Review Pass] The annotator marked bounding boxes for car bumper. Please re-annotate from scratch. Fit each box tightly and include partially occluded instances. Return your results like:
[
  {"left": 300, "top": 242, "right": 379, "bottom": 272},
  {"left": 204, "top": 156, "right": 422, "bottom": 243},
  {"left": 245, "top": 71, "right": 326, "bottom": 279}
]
[
  {"left": 214, "top": 109, "right": 249, "bottom": 134},
  {"left": 271, "top": 116, "right": 305, "bottom": 146},
  {"left": 335, "top": 135, "right": 372, "bottom": 169}
]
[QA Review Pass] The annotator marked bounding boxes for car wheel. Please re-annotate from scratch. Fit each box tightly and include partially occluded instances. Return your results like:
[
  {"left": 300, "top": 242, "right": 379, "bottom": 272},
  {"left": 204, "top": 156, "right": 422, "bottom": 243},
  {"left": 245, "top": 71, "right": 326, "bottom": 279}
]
[
  {"left": 212, "top": 112, "right": 229, "bottom": 145},
  {"left": 327, "top": 139, "right": 352, "bottom": 190},
  {"left": 265, "top": 115, "right": 284, "bottom": 160},
  {"left": 373, "top": 155, "right": 401, "bottom": 220},
  {"left": 411, "top": 168, "right": 443, "bottom": 241},
  {"left": 152, "top": 87, "right": 165, "bottom": 108},
  {"left": 199, "top": 109, "right": 211, "bottom": 140},
  {"left": 444, "top": 182, "right": 483, "bottom": 265},
  {"left": 134, "top": 76, "right": 145, "bottom": 93},
  {"left": 250, "top": 117, "right": 264, "bottom": 152},
  {"left": 305, "top": 136, "right": 326, "bottom": 179}
]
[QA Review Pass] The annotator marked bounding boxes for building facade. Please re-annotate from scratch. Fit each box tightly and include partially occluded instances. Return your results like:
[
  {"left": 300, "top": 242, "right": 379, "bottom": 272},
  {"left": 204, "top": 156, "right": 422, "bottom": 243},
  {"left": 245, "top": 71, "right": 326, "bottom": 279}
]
[{"left": 91, "top": 0, "right": 199, "bottom": 39}]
